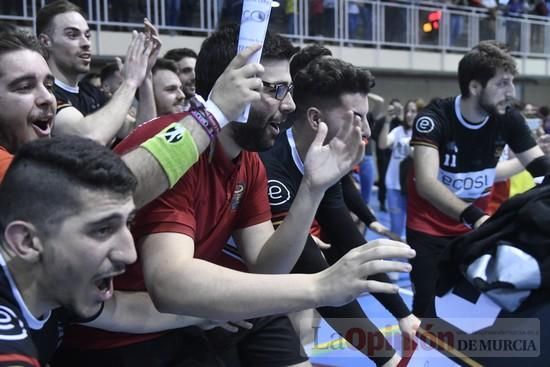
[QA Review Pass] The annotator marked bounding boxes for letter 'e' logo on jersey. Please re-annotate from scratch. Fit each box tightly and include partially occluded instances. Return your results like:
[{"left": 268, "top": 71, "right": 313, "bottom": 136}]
[
  {"left": 268, "top": 180, "right": 291, "bottom": 206},
  {"left": 0, "top": 306, "right": 28, "bottom": 341},
  {"left": 416, "top": 116, "right": 435, "bottom": 134}
]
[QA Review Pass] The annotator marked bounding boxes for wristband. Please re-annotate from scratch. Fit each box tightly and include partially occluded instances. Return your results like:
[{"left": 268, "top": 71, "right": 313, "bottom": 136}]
[
  {"left": 189, "top": 109, "right": 218, "bottom": 140},
  {"left": 205, "top": 99, "right": 230, "bottom": 129},
  {"left": 141, "top": 123, "right": 199, "bottom": 187},
  {"left": 459, "top": 205, "right": 486, "bottom": 229},
  {"left": 525, "top": 155, "right": 550, "bottom": 177}
]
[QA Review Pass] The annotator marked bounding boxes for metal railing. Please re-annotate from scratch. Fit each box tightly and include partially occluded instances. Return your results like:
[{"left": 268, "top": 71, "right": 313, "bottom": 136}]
[{"left": 1, "top": 0, "right": 549, "bottom": 58}]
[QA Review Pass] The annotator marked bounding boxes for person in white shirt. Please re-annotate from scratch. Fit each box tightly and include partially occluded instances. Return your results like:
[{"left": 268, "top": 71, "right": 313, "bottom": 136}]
[{"left": 377, "top": 100, "right": 418, "bottom": 239}]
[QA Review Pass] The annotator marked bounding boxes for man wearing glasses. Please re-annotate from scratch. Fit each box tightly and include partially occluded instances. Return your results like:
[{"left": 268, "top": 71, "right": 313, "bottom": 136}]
[{"left": 56, "top": 24, "right": 414, "bottom": 367}]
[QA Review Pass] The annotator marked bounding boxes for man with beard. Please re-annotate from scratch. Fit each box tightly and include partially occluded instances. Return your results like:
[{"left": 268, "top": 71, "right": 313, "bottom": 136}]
[
  {"left": 54, "top": 24, "right": 416, "bottom": 367},
  {"left": 164, "top": 47, "right": 197, "bottom": 110},
  {"left": 36, "top": 0, "right": 158, "bottom": 144},
  {"left": 151, "top": 58, "right": 186, "bottom": 115},
  {"left": 406, "top": 40, "right": 550, "bottom": 319}
]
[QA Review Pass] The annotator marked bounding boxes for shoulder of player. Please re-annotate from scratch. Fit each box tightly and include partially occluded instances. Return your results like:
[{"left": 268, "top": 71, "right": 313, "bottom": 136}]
[{"left": 0, "top": 301, "right": 32, "bottom": 343}]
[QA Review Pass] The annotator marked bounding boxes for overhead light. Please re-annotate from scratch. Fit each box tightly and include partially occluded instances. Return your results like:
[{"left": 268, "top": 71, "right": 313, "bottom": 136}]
[{"left": 272, "top": 1, "right": 280, "bottom": 7}]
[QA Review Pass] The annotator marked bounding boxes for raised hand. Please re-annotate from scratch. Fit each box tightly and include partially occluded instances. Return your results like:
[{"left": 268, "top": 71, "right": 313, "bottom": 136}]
[
  {"left": 143, "top": 18, "right": 162, "bottom": 74},
  {"left": 208, "top": 45, "right": 264, "bottom": 121},
  {"left": 314, "top": 239, "right": 415, "bottom": 307},
  {"left": 121, "top": 31, "right": 152, "bottom": 88},
  {"left": 302, "top": 114, "right": 365, "bottom": 194}
]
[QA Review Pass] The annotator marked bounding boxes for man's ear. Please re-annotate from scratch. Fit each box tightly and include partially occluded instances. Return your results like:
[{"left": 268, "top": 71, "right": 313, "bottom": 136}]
[
  {"left": 3, "top": 222, "right": 43, "bottom": 263},
  {"left": 469, "top": 80, "right": 482, "bottom": 97},
  {"left": 306, "top": 107, "right": 323, "bottom": 131},
  {"left": 38, "top": 33, "right": 51, "bottom": 48}
]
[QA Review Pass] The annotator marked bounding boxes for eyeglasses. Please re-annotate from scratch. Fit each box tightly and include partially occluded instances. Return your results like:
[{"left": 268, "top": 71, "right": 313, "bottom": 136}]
[{"left": 262, "top": 81, "right": 294, "bottom": 101}]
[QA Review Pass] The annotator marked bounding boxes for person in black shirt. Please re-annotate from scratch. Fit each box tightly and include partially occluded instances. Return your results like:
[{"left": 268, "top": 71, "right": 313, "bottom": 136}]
[
  {"left": 407, "top": 40, "right": 550, "bottom": 318},
  {"left": 36, "top": 1, "right": 158, "bottom": 145},
  {"left": 261, "top": 57, "right": 420, "bottom": 367},
  {"left": 0, "top": 137, "right": 138, "bottom": 365}
]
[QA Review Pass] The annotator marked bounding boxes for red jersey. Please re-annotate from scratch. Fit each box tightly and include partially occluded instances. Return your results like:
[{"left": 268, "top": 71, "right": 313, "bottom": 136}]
[
  {"left": 63, "top": 113, "right": 272, "bottom": 349},
  {"left": 0, "top": 146, "right": 13, "bottom": 182}
]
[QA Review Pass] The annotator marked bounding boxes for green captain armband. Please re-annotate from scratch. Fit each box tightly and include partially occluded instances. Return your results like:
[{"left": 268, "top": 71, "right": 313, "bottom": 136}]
[{"left": 141, "top": 123, "right": 199, "bottom": 187}]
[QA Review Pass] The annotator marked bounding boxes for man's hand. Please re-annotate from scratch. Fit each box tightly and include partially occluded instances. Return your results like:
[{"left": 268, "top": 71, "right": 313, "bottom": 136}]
[
  {"left": 398, "top": 313, "right": 420, "bottom": 339},
  {"left": 314, "top": 239, "right": 415, "bottom": 307},
  {"left": 208, "top": 45, "right": 264, "bottom": 121},
  {"left": 121, "top": 31, "right": 153, "bottom": 88},
  {"left": 198, "top": 319, "right": 253, "bottom": 333},
  {"left": 368, "top": 221, "right": 402, "bottom": 241},
  {"left": 143, "top": 18, "right": 162, "bottom": 75},
  {"left": 303, "top": 115, "right": 365, "bottom": 194}
]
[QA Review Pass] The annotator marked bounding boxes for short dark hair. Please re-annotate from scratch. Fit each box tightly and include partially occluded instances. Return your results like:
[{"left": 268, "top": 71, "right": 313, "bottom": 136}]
[
  {"left": 289, "top": 44, "right": 332, "bottom": 79},
  {"left": 152, "top": 58, "right": 179, "bottom": 75},
  {"left": 293, "top": 57, "right": 375, "bottom": 117},
  {"left": 0, "top": 136, "right": 137, "bottom": 237},
  {"left": 36, "top": 0, "right": 86, "bottom": 36},
  {"left": 164, "top": 48, "right": 198, "bottom": 62},
  {"left": 100, "top": 62, "right": 120, "bottom": 83},
  {"left": 0, "top": 27, "right": 45, "bottom": 60},
  {"left": 458, "top": 40, "right": 518, "bottom": 97},
  {"left": 195, "top": 23, "right": 295, "bottom": 98}
]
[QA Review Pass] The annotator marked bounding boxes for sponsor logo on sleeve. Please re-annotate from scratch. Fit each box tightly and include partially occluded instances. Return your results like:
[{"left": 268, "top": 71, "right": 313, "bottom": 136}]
[
  {"left": 164, "top": 125, "right": 185, "bottom": 143},
  {"left": 416, "top": 116, "right": 435, "bottom": 134},
  {"left": 267, "top": 179, "right": 291, "bottom": 206},
  {"left": 0, "top": 306, "right": 28, "bottom": 341},
  {"left": 231, "top": 183, "right": 246, "bottom": 210}
]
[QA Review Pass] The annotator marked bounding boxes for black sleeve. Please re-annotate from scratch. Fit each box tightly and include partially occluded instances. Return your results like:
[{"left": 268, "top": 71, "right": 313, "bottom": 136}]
[
  {"left": 316, "top": 205, "right": 411, "bottom": 319},
  {"left": 505, "top": 110, "right": 538, "bottom": 154},
  {"left": 341, "top": 174, "right": 377, "bottom": 225},
  {"left": 292, "top": 236, "right": 396, "bottom": 366}
]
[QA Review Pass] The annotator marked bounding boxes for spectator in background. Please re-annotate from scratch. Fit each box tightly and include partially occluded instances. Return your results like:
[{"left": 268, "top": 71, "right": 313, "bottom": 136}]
[
  {"left": 323, "top": 0, "right": 336, "bottom": 37},
  {"left": 505, "top": 0, "right": 527, "bottom": 51},
  {"left": 285, "top": 0, "right": 296, "bottom": 35},
  {"left": 377, "top": 100, "right": 418, "bottom": 240},
  {"left": 36, "top": 1, "right": 160, "bottom": 144},
  {"left": 100, "top": 61, "right": 124, "bottom": 99},
  {"left": 359, "top": 2, "right": 373, "bottom": 41},
  {"left": 348, "top": 1, "right": 360, "bottom": 39},
  {"left": 164, "top": 47, "right": 197, "bottom": 109},
  {"left": 151, "top": 58, "right": 186, "bottom": 115},
  {"left": 166, "top": 0, "right": 182, "bottom": 26},
  {"left": 309, "top": 0, "right": 324, "bottom": 36},
  {"left": 373, "top": 98, "right": 403, "bottom": 212}
]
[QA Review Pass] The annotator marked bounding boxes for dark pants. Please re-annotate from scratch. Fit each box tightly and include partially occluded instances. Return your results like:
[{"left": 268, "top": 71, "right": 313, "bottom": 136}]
[
  {"left": 52, "top": 327, "right": 224, "bottom": 367},
  {"left": 406, "top": 227, "right": 455, "bottom": 318}
]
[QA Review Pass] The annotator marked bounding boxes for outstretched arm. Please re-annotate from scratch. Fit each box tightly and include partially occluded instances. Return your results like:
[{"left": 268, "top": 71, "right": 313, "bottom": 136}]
[{"left": 142, "top": 232, "right": 415, "bottom": 320}]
